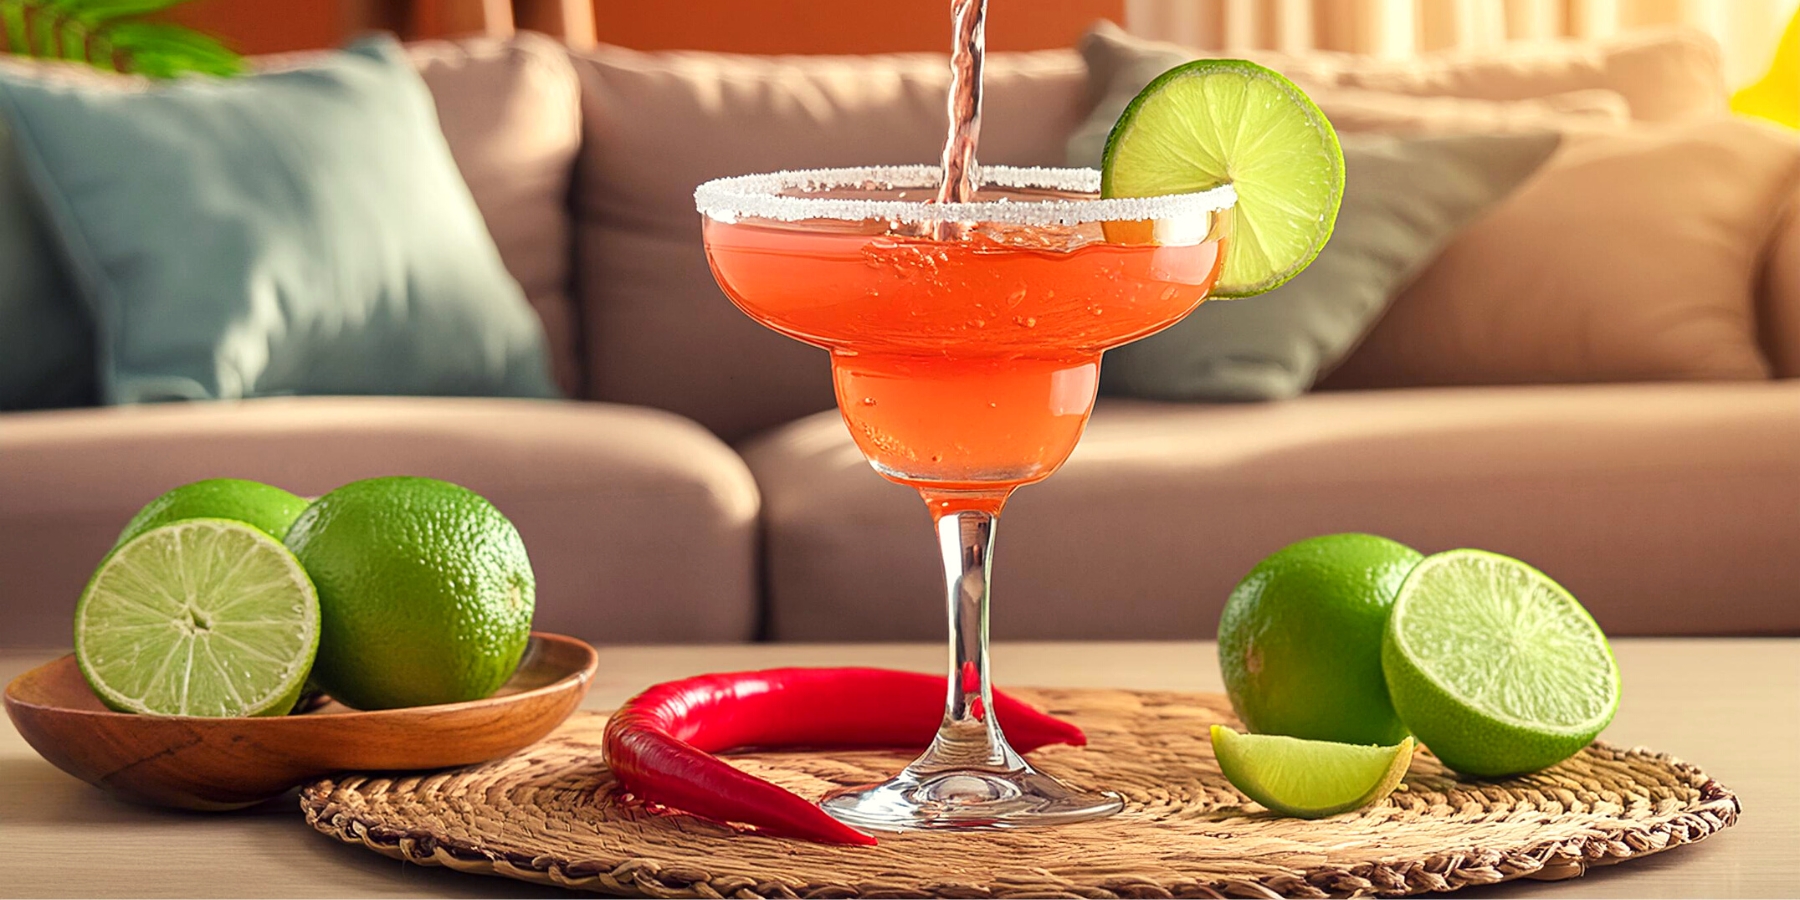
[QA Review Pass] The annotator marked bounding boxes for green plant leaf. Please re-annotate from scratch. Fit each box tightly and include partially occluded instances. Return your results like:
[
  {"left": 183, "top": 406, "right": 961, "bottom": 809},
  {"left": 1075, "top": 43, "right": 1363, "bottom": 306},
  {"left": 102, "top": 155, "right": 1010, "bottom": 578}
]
[
  {"left": 30, "top": 4, "right": 58, "bottom": 56},
  {"left": 50, "top": 0, "right": 195, "bottom": 26},
  {"left": 3, "top": 0, "right": 240, "bottom": 77},
  {"left": 107, "top": 20, "right": 240, "bottom": 75},
  {"left": 58, "top": 17, "right": 84, "bottom": 60},
  {"left": 1, "top": 1, "right": 28, "bottom": 54}
]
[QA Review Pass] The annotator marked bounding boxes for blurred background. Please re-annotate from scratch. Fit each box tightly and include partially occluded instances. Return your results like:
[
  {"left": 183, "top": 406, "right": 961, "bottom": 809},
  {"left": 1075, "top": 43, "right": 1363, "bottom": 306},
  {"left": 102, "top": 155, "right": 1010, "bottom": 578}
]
[
  {"left": 4, "top": 0, "right": 1797, "bottom": 650},
  {"left": 180, "top": 0, "right": 1798, "bottom": 85}
]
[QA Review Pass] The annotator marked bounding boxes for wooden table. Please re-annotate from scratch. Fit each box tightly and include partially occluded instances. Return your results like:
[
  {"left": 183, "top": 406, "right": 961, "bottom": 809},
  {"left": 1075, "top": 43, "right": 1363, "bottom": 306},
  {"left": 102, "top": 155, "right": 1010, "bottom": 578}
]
[{"left": 2, "top": 639, "right": 1793, "bottom": 898}]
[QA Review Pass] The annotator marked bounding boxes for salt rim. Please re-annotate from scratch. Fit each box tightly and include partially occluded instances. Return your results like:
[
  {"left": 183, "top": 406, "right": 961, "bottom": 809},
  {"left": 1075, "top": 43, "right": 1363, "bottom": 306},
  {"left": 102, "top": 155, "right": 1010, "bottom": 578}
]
[{"left": 694, "top": 164, "right": 1236, "bottom": 226}]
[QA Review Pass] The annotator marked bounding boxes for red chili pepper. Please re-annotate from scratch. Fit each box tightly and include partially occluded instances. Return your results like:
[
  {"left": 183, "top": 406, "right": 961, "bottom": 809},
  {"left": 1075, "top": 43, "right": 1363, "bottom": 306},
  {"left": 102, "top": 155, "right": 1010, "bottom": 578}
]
[{"left": 602, "top": 667, "right": 1086, "bottom": 845}]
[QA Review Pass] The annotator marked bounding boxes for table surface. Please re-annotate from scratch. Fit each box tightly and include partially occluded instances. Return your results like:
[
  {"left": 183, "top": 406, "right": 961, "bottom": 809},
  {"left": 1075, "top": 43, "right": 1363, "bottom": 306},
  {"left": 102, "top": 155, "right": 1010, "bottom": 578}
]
[{"left": 1, "top": 639, "right": 1794, "bottom": 899}]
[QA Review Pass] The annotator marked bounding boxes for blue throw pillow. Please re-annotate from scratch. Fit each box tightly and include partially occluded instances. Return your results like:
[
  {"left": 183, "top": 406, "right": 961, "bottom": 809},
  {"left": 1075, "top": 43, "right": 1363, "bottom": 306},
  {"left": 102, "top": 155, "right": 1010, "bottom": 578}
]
[
  {"left": 0, "top": 120, "right": 92, "bottom": 410},
  {"left": 0, "top": 37, "right": 557, "bottom": 404}
]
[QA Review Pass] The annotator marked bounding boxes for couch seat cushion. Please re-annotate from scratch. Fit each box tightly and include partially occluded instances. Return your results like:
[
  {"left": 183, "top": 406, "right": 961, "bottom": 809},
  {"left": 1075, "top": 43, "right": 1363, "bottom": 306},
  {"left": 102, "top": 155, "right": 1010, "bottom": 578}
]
[
  {"left": 0, "top": 397, "right": 758, "bottom": 649},
  {"left": 742, "top": 382, "right": 1800, "bottom": 641}
]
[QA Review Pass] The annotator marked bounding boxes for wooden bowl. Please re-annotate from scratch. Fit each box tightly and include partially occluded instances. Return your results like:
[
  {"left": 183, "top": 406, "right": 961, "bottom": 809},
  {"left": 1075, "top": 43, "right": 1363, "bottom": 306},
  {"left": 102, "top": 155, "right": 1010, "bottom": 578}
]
[{"left": 3, "top": 632, "right": 598, "bottom": 811}]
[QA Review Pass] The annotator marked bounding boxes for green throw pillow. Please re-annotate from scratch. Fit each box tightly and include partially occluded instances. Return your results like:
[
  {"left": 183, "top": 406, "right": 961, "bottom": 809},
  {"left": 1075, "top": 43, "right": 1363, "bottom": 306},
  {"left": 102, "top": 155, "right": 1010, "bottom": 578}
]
[
  {"left": 0, "top": 37, "right": 557, "bottom": 404},
  {"left": 0, "top": 120, "right": 92, "bottom": 410}
]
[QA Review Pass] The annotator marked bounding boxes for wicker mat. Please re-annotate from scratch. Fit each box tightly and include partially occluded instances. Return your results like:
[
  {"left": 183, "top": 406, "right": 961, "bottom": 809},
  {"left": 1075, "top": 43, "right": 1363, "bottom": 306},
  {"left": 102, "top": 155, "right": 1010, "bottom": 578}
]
[{"left": 300, "top": 689, "right": 1738, "bottom": 898}]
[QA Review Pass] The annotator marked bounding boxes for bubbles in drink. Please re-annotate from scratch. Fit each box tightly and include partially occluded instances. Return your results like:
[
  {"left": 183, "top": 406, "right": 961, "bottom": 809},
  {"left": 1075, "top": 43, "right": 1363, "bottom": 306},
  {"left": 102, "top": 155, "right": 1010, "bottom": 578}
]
[
  {"left": 968, "top": 219, "right": 1106, "bottom": 251},
  {"left": 858, "top": 421, "right": 918, "bottom": 462}
]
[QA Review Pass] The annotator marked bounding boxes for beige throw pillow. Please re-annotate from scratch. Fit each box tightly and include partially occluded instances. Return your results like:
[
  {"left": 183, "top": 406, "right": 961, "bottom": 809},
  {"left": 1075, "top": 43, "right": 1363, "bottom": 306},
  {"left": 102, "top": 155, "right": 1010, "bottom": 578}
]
[{"left": 1321, "top": 117, "right": 1798, "bottom": 390}]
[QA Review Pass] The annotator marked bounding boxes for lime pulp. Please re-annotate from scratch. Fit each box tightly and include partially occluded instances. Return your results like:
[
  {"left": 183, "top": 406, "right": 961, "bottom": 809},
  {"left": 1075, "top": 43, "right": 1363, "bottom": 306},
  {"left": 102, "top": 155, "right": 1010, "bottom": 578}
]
[
  {"left": 75, "top": 518, "right": 320, "bottom": 717},
  {"left": 1382, "top": 549, "right": 1620, "bottom": 777},
  {"left": 1211, "top": 725, "right": 1414, "bottom": 818}
]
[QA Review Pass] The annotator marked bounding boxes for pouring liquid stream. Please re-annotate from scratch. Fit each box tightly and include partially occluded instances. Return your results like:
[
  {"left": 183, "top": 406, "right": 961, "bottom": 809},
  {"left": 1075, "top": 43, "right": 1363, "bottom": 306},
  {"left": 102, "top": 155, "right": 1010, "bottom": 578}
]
[{"left": 932, "top": 0, "right": 986, "bottom": 239}]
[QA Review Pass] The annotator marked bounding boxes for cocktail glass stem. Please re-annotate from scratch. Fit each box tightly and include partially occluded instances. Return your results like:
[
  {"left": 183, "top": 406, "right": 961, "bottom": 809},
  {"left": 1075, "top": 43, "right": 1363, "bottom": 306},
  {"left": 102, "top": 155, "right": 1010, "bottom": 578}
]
[
  {"left": 916, "top": 506, "right": 1023, "bottom": 772},
  {"left": 819, "top": 494, "right": 1123, "bottom": 832}
]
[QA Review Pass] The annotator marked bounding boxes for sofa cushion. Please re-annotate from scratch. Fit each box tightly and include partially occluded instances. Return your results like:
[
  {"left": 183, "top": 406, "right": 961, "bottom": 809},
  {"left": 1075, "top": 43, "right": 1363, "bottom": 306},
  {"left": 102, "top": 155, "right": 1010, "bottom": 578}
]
[
  {"left": 569, "top": 44, "right": 1088, "bottom": 441},
  {"left": 1762, "top": 187, "right": 1800, "bottom": 378},
  {"left": 1321, "top": 117, "right": 1796, "bottom": 390},
  {"left": 1069, "top": 22, "right": 1630, "bottom": 166},
  {"left": 1096, "top": 131, "right": 1560, "bottom": 402},
  {"left": 407, "top": 34, "right": 584, "bottom": 397},
  {"left": 1282, "top": 85, "right": 1628, "bottom": 133},
  {"left": 0, "top": 37, "right": 558, "bottom": 404},
  {"left": 0, "top": 118, "right": 90, "bottom": 411},
  {"left": 1074, "top": 21, "right": 1723, "bottom": 125},
  {"left": 0, "top": 397, "right": 759, "bottom": 649},
  {"left": 0, "top": 36, "right": 584, "bottom": 404},
  {"left": 742, "top": 383, "right": 1800, "bottom": 641},
  {"left": 1297, "top": 27, "right": 1726, "bottom": 122}
]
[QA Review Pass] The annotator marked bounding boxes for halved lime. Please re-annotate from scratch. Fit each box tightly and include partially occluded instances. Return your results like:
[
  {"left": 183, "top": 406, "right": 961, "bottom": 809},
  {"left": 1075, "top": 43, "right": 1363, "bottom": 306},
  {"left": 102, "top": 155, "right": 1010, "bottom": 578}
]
[
  {"left": 1382, "top": 550, "right": 1620, "bottom": 777},
  {"left": 1101, "top": 59, "right": 1343, "bottom": 297},
  {"left": 1211, "top": 725, "right": 1413, "bottom": 818},
  {"left": 75, "top": 518, "right": 320, "bottom": 717}
]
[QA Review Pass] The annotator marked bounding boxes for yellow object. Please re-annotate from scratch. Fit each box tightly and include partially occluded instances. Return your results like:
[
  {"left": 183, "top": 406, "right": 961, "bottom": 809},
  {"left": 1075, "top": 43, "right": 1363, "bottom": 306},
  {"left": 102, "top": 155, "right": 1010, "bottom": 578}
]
[{"left": 1732, "top": 4, "right": 1800, "bottom": 128}]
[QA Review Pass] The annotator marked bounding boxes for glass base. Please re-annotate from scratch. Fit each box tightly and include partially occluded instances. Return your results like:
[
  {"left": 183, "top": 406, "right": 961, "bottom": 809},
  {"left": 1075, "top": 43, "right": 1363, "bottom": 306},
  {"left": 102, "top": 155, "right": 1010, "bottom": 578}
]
[{"left": 820, "top": 761, "right": 1124, "bottom": 832}]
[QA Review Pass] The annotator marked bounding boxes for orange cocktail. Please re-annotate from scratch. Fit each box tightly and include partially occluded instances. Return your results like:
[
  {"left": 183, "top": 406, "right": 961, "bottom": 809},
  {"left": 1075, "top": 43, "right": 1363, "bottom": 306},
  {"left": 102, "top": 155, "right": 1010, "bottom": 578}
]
[
  {"left": 696, "top": 165, "right": 1233, "bottom": 833},
  {"left": 706, "top": 190, "right": 1224, "bottom": 505}
]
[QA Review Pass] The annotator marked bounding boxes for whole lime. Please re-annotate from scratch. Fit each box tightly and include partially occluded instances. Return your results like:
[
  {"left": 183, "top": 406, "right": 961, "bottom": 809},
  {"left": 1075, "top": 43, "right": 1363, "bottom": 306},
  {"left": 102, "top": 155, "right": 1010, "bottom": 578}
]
[
  {"left": 1219, "top": 533, "right": 1421, "bottom": 745},
  {"left": 117, "top": 478, "right": 310, "bottom": 546},
  {"left": 284, "top": 476, "right": 535, "bottom": 710}
]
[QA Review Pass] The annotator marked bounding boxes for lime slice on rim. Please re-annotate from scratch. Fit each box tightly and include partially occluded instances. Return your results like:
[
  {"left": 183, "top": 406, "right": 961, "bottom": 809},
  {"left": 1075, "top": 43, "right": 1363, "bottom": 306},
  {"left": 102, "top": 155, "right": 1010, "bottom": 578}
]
[
  {"left": 1102, "top": 59, "right": 1343, "bottom": 298},
  {"left": 1210, "top": 725, "right": 1413, "bottom": 818},
  {"left": 75, "top": 518, "right": 320, "bottom": 717},
  {"left": 1382, "top": 550, "right": 1620, "bottom": 777}
]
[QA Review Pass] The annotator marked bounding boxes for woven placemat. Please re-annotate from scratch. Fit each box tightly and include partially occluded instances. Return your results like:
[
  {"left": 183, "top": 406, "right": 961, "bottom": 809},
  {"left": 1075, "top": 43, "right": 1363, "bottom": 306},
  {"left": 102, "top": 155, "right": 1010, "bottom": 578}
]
[{"left": 300, "top": 689, "right": 1738, "bottom": 898}]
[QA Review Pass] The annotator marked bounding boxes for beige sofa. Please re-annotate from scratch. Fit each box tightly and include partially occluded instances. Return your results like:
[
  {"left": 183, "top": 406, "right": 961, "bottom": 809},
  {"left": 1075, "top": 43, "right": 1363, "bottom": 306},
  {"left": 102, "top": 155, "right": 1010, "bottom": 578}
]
[{"left": 3, "top": 33, "right": 1796, "bottom": 650}]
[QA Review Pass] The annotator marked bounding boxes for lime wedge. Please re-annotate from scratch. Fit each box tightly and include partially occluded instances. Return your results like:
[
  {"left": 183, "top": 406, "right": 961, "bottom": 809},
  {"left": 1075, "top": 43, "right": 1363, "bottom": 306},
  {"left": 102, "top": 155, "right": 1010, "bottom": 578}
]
[
  {"left": 74, "top": 519, "right": 320, "bottom": 717},
  {"left": 1102, "top": 59, "right": 1343, "bottom": 297},
  {"left": 1382, "top": 550, "right": 1620, "bottom": 777},
  {"left": 1210, "top": 725, "right": 1413, "bottom": 818}
]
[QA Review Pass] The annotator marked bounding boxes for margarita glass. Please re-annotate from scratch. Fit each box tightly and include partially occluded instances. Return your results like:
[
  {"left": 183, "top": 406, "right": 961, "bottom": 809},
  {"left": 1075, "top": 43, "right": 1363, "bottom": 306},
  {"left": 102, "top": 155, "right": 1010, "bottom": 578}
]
[{"left": 697, "top": 165, "right": 1234, "bottom": 832}]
